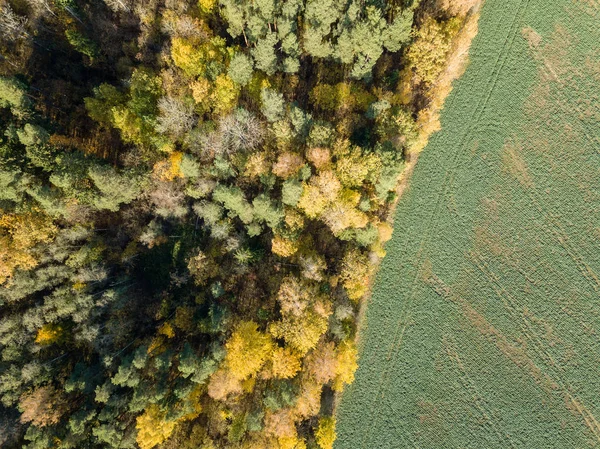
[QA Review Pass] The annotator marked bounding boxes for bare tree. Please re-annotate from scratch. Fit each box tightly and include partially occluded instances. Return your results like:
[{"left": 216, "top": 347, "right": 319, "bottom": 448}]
[
  {"left": 198, "top": 109, "right": 264, "bottom": 159},
  {"left": 156, "top": 96, "right": 196, "bottom": 138},
  {"left": 24, "top": 0, "right": 56, "bottom": 18},
  {"left": 0, "top": 4, "right": 28, "bottom": 41},
  {"left": 149, "top": 180, "right": 188, "bottom": 218},
  {"left": 102, "top": 0, "right": 132, "bottom": 12}
]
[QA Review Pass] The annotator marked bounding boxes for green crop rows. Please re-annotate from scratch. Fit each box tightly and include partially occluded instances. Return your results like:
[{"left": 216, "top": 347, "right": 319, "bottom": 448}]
[{"left": 335, "top": 0, "right": 600, "bottom": 447}]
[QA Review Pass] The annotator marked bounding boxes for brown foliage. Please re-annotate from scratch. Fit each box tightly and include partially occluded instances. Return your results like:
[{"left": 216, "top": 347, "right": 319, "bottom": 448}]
[
  {"left": 304, "top": 342, "right": 337, "bottom": 384},
  {"left": 207, "top": 369, "right": 243, "bottom": 401},
  {"left": 19, "top": 386, "right": 68, "bottom": 427},
  {"left": 306, "top": 147, "right": 331, "bottom": 170},
  {"left": 437, "top": 0, "right": 481, "bottom": 16},
  {"left": 293, "top": 379, "right": 322, "bottom": 419},
  {"left": 272, "top": 153, "right": 305, "bottom": 179},
  {"left": 264, "top": 408, "right": 297, "bottom": 438}
]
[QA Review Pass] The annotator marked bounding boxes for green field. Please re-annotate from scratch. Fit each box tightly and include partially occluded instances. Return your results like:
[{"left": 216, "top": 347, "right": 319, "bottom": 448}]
[{"left": 335, "top": 1, "right": 600, "bottom": 448}]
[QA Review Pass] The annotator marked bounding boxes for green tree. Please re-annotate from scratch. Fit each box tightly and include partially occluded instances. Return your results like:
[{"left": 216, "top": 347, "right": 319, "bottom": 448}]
[
  {"left": 0, "top": 165, "right": 22, "bottom": 202},
  {"left": 65, "top": 29, "right": 99, "bottom": 59},
  {"left": 0, "top": 76, "right": 31, "bottom": 117},
  {"left": 260, "top": 87, "right": 285, "bottom": 122},
  {"left": 212, "top": 185, "right": 254, "bottom": 224},
  {"left": 252, "top": 32, "right": 278, "bottom": 75},
  {"left": 252, "top": 194, "right": 284, "bottom": 230},
  {"left": 17, "top": 124, "right": 49, "bottom": 147},
  {"left": 88, "top": 165, "right": 145, "bottom": 212},
  {"left": 228, "top": 52, "right": 254, "bottom": 85}
]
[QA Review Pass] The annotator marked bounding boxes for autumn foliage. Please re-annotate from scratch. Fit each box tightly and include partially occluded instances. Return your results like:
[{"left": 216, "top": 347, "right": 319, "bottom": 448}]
[{"left": 0, "top": 0, "right": 480, "bottom": 446}]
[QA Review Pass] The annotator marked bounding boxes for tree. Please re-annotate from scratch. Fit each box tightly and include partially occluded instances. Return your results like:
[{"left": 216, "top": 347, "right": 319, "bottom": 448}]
[
  {"left": 156, "top": 97, "right": 196, "bottom": 137},
  {"left": 321, "top": 195, "right": 368, "bottom": 236},
  {"left": 35, "top": 323, "right": 64, "bottom": 345},
  {"left": 281, "top": 179, "right": 303, "bottom": 207},
  {"left": 212, "top": 109, "right": 264, "bottom": 156},
  {"left": 252, "top": 32, "right": 278, "bottom": 75},
  {"left": 19, "top": 386, "right": 68, "bottom": 427},
  {"left": 0, "top": 76, "right": 31, "bottom": 117},
  {"left": 264, "top": 408, "right": 297, "bottom": 438},
  {"left": 375, "top": 106, "right": 418, "bottom": 145},
  {"left": 0, "top": 165, "right": 22, "bottom": 202},
  {"left": 406, "top": 16, "right": 462, "bottom": 85},
  {"left": 269, "top": 307, "right": 329, "bottom": 355},
  {"left": 0, "top": 210, "right": 57, "bottom": 284},
  {"left": 383, "top": 10, "right": 414, "bottom": 52},
  {"left": 84, "top": 83, "right": 125, "bottom": 125},
  {"left": 88, "top": 165, "right": 145, "bottom": 212},
  {"left": 306, "top": 147, "right": 331, "bottom": 169},
  {"left": 149, "top": 180, "right": 188, "bottom": 218},
  {"left": 333, "top": 341, "right": 358, "bottom": 392},
  {"left": 252, "top": 194, "right": 284, "bottom": 230},
  {"left": 314, "top": 416, "right": 336, "bottom": 449},
  {"left": 336, "top": 7, "right": 388, "bottom": 79},
  {"left": 303, "top": 0, "right": 337, "bottom": 58},
  {"left": 85, "top": 68, "right": 162, "bottom": 147},
  {"left": 17, "top": 123, "right": 49, "bottom": 147},
  {"left": 438, "top": 0, "right": 481, "bottom": 16},
  {"left": 224, "top": 321, "right": 274, "bottom": 380},
  {"left": 171, "top": 37, "right": 227, "bottom": 78},
  {"left": 261, "top": 87, "right": 285, "bottom": 122},
  {"left": 207, "top": 368, "right": 243, "bottom": 400},
  {"left": 228, "top": 52, "right": 254, "bottom": 85},
  {"left": 0, "top": 5, "right": 28, "bottom": 41},
  {"left": 276, "top": 276, "right": 311, "bottom": 317},
  {"left": 334, "top": 148, "right": 379, "bottom": 188},
  {"left": 272, "top": 153, "right": 304, "bottom": 179},
  {"left": 271, "top": 234, "right": 299, "bottom": 257},
  {"left": 339, "top": 248, "right": 374, "bottom": 302},
  {"left": 136, "top": 405, "right": 177, "bottom": 449},
  {"left": 270, "top": 346, "right": 301, "bottom": 379},
  {"left": 65, "top": 29, "right": 99, "bottom": 59},
  {"left": 210, "top": 74, "right": 240, "bottom": 116},
  {"left": 213, "top": 185, "right": 254, "bottom": 224},
  {"left": 305, "top": 342, "right": 337, "bottom": 384},
  {"left": 102, "top": 0, "right": 131, "bottom": 12}
]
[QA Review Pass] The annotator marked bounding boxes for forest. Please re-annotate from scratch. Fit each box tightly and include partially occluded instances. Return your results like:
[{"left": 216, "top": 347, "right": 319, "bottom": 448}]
[{"left": 0, "top": 0, "right": 478, "bottom": 447}]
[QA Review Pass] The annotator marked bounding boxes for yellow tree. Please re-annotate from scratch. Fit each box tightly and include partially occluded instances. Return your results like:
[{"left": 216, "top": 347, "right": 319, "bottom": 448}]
[
  {"left": 297, "top": 170, "right": 341, "bottom": 218},
  {"left": 406, "top": 16, "right": 462, "bottom": 86},
  {"left": 321, "top": 193, "right": 368, "bottom": 236},
  {"left": 339, "top": 248, "right": 374, "bottom": 302},
  {"left": 0, "top": 210, "right": 57, "bottom": 284},
  {"left": 35, "top": 324, "right": 64, "bottom": 345},
  {"left": 269, "top": 307, "right": 329, "bottom": 356},
  {"left": 333, "top": 341, "right": 358, "bottom": 392},
  {"left": 210, "top": 74, "right": 239, "bottom": 116},
  {"left": 270, "top": 346, "right": 301, "bottom": 379},
  {"left": 315, "top": 417, "right": 336, "bottom": 449},
  {"left": 136, "top": 405, "right": 177, "bottom": 449},
  {"left": 171, "top": 34, "right": 227, "bottom": 79},
  {"left": 224, "top": 321, "right": 273, "bottom": 380},
  {"left": 271, "top": 234, "right": 300, "bottom": 258}
]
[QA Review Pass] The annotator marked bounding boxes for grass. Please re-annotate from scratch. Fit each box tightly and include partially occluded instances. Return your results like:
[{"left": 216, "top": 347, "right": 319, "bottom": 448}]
[{"left": 335, "top": 1, "right": 600, "bottom": 448}]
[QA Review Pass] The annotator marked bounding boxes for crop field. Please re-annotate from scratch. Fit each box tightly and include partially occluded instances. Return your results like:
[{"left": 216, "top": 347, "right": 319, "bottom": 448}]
[{"left": 335, "top": 0, "right": 600, "bottom": 448}]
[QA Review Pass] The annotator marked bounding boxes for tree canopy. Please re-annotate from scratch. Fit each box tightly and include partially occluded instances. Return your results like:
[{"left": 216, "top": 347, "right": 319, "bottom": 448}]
[{"left": 0, "top": 0, "right": 479, "bottom": 446}]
